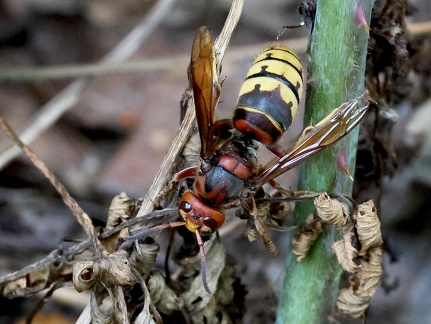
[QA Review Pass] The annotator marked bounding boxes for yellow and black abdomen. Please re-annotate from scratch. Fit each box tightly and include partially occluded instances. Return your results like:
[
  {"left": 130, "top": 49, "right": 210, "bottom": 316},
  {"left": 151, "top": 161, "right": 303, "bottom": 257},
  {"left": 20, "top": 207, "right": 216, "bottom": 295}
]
[{"left": 233, "top": 45, "right": 304, "bottom": 145}]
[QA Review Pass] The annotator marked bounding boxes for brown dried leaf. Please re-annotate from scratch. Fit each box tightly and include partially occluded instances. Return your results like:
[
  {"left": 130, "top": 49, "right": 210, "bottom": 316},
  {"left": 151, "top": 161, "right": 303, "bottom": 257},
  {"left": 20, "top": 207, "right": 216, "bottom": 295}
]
[
  {"left": 358, "top": 246, "right": 384, "bottom": 297},
  {"left": 180, "top": 235, "right": 225, "bottom": 315},
  {"left": 314, "top": 193, "right": 348, "bottom": 228},
  {"left": 3, "top": 262, "right": 73, "bottom": 298},
  {"left": 73, "top": 261, "right": 96, "bottom": 293},
  {"left": 73, "top": 251, "right": 136, "bottom": 292},
  {"left": 106, "top": 192, "right": 138, "bottom": 229},
  {"left": 337, "top": 286, "right": 371, "bottom": 318},
  {"left": 292, "top": 215, "right": 323, "bottom": 262},
  {"left": 354, "top": 200, "right": 383, "bottom": 255},
  {"left": 129, "top": 237, "right": 160, "bottom": 280},
  {"left": 93, "top": 250, "right": 136, "bottom": 287},
  {"left": 3, "top": 266, "right": 50, "bottom": 297},
  {"left": 332, "top": 232, "right": 359, "bottom": 273},
  {"left": 147, "top": 271, "right": 181, "bottom": 315},
  {"left": 337, "top": 247, "right": 383, "bottom": 318},
  {"left": 90, "top": 290, "right": 115, "bottom": 323}
]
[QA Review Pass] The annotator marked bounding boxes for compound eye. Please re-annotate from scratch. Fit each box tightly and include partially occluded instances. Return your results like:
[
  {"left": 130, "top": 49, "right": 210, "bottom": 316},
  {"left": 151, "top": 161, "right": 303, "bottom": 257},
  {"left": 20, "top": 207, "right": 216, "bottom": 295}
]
[
  {"left": 203, "top": 216, "right": 219, "bottom": 234},
  {"left": 179, "top": 201, "right": 192, "bottom": 213}
]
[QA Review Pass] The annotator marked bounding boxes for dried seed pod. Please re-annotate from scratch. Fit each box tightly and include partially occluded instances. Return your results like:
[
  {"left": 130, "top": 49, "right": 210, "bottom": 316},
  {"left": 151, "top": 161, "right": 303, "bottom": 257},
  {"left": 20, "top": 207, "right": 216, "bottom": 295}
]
[
  {"left": 332, "top": 232, "right": 359, "bottom": 273},
  {"left": 354, "top": 200, "right": 383, "bottom": 255},
  {"left": 292, "top": 215, "right": 323, "bottom": 262},
  {"left": 314, "top": 193, "right": 348, "bottom": 228}
]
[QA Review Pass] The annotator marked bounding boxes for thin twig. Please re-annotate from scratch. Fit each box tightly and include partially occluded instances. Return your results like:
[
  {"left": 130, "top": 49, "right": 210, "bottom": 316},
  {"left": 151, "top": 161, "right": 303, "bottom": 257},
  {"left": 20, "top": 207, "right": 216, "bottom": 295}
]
[
  {"left": 0, "top": 38, "right": 307, "bottom": 82},
  {"left": 0, "top": 208, "right": 177, "bottom": 285},
  {"left": 0, "top": 0, "right": 177, "bottom": 170},
  {"left": 1, "top": 19, "right": 430, "bottom": 82},
  {"left": 0, "top": 117, "right": 102, "bottom": 253}
]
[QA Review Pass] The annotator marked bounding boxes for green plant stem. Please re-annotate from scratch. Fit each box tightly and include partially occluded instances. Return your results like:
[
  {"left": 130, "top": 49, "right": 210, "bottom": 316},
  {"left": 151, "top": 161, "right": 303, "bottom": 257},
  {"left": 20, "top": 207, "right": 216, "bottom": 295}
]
[{"left": 276, "top": 1, "right": 373, "bottom": 323}]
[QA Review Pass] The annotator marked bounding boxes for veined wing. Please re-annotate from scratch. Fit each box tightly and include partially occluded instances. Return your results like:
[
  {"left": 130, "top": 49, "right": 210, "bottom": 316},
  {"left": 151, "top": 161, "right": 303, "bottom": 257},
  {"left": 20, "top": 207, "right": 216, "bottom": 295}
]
[
  {"left": 190, "top": 26, "right": 221, "bottom": 158},
  {"left": 253, "top": 96, "right": 370, "bottom": 188}
]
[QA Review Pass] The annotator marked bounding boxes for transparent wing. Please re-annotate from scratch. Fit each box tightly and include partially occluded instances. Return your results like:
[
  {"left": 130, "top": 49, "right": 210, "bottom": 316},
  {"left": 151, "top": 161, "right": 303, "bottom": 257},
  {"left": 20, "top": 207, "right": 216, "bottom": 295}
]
[{"left": 253, "top": 96, "right": 370, "bottom": 188}]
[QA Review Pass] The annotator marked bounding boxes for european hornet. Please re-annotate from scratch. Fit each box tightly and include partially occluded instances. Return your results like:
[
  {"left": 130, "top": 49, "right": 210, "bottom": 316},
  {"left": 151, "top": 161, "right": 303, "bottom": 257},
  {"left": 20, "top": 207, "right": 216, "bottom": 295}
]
[{"left": 127, "top": 26, "right": 369, "bottom": 293}]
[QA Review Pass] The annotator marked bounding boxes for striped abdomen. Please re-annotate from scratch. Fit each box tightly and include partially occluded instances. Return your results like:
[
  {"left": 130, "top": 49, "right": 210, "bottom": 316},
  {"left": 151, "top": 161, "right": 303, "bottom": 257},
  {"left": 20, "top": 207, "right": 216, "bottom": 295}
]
[{"left": 233, "top": 45, "right": 304, "bottom": 145}]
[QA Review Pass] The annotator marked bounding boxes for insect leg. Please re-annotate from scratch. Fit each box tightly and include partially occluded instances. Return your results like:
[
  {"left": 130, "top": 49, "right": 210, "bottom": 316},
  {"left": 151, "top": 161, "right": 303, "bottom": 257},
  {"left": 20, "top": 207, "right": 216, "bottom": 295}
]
[
  {"left": 247, "top": 196, "right": 279, "bottom": 256},
  {"left": 154, "top": 166, "right": 199, "bottom": 207}
]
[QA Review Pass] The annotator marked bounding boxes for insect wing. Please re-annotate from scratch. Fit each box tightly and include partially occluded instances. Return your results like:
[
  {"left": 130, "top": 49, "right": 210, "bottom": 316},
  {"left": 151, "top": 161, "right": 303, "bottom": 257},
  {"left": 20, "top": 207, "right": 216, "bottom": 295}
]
[
  {"left": 190, "top": 26, "right": 221, "bottom": 158},
  {"left": 253, "top": 96, "right": 369, "bottom": 188}
]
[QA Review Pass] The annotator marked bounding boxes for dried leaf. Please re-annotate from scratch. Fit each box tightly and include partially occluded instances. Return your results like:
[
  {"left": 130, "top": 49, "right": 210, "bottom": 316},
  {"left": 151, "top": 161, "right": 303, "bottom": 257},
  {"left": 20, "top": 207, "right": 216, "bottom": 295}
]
[
  {"left": 354, "top": 200, "right": 383, "bottom": 255},
  {"left": 90, "top": 290, "right": 115, "bottom": 324},
  {"left": 73, "top": 261, "right": 96, "bottom": 293},
  {"left": 292, "top": 215, "right": 323, "bottom": 262},
  {"left": 337, "top": 286, "right": 371, "bottom": 318},
  {"left": 3, "top": 262, "right": 73, "bottom": 298},
  {"left": 73, "top": 251, "right": 136, "bottom": 292},
  {"left": 147, "top": 271, "right": 181, "bottom": 315},
  {"left": 129, "top": 237, "right": 160, "bottom": 280},
  {"left": 358, "top": 246, "right": 383, "bottom": 297},
  {"left": 332, "top": 232, "right": 359, "bottom": 273},
  {"left": 314, "top": 193, "right": 348, "bottom": 228},
  {"left": 180, "top": 235, "right": 225, "bottom": 315},
  {"left": 337, "top": 247, "right": 383, "bottom": 318},
  {"left": 107, "top": 192, "right": 138, "bottom": 229}
]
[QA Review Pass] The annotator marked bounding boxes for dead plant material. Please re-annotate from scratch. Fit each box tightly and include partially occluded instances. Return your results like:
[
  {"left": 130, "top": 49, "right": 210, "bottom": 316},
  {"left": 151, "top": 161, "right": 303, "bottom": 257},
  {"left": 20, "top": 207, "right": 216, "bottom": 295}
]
[
  {"left": 314, "top": 193, "right": 349, "bottom": 229},
  {"left": 367, "top": 0, "right": 411, "bottom": 105},
  {"left": 332, "top": 232, "right": 360, "bottom": 273},
  {"left": 354, "top": 200, "right": 383, "bottom": 255},
  {"left": 291, "top": 195, "right": 383, "bottom": 318},
  {"left": 337, "top": 247, "right": 384, "bottom": 318},
  {"left": 292, "top": 214, "right": 323, "bottom": 262},
  {"left": 1, "top": 0, "right": 248, "bottom": 322}
]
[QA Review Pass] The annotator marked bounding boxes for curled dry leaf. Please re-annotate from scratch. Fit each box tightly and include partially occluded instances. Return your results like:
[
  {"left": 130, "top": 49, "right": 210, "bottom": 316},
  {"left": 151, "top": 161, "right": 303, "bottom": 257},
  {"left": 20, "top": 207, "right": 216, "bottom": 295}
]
[
  {"left": 354, "top": 200, "right": 383, "bottom": 255},
  {"left": 147, "top": 271, "right": 181, "bottom": 315},
  {"left": 106, "top": 192, "right": 139, "bottom": 229},
  {"left": 3, "top": 261, "right": 73, "bottom": 298},
  {"left": 3, "top": 266, "right": 49, "bottom": 297},
  {"left": 180, "top": 235, "right": 226, "bottom": 318},
  {"left": 73, "top": 250, "right": 136, "bottom": 292},
  {"left": 73, "top": 260, "right": 96, "bottom": 293},
  {"left": 314, "top": 193, "right": 348, "bottom": 228},
  {"left": 337, "top": 285, "right": 372, "bottom": 318},
  {"left": 337, "top": 246, "right": 383, "bottom": 318},
  {"left": 292, "top": 214, "right": 323, "bottom": 262},
  {"left": 179, "top": 249, "right": 246, "bottom": 324},
  {"left": 90, "top": 291, "right": 114, "bottom": 323},
  {"left": 129, "top": 237, "right": 160, "bottom": 280},
  {"left": 104, "top": 192, "right": 142, "bottom": 253},
  {"left": 358, "top": 246, "right": 384, "bottom": 297},
  {"left": 92, "top": 250, "right": 136, "bottom": 288},
  {"left": 332, "top": 232, "right": 359, "bottom": 273}
]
